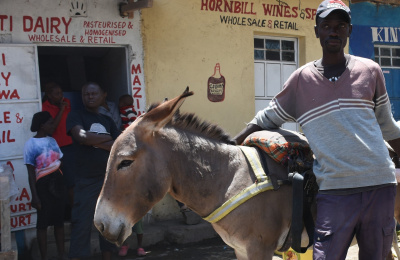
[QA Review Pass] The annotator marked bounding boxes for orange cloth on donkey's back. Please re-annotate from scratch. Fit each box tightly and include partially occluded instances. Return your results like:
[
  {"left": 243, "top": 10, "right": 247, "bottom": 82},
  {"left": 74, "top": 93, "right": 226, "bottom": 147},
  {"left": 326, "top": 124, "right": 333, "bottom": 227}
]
[{"left": 243, "top": 136, "right": 311, "bottom": 167}]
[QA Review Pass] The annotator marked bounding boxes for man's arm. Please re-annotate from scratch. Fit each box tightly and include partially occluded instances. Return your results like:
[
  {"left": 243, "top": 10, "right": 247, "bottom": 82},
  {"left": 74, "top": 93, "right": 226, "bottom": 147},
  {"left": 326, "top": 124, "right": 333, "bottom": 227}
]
[
  {"left": 43, "top": 100, "right": 69, "bottom": 135},
  {"left": 233, "top": 124, "right": 262, "bottom": 145},
  {"left": 70, "top": 125, "right": 113, "bottom": 148},
  {"left": 94, "top": 140, "right": 114, "bottom": 151}
]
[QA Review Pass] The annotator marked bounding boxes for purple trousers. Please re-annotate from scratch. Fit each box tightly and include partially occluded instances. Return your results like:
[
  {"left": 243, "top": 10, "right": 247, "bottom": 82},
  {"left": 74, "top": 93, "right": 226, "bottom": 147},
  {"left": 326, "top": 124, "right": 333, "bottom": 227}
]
[{"left": 313, "top": 185, "right": 396, "bottom": 260}]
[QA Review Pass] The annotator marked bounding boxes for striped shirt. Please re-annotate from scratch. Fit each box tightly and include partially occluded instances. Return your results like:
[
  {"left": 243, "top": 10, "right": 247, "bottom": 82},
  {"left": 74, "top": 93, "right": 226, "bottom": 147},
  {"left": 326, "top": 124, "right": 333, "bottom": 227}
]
[{"left": 251, "top": 55, "right": 400, "bottom": 190}]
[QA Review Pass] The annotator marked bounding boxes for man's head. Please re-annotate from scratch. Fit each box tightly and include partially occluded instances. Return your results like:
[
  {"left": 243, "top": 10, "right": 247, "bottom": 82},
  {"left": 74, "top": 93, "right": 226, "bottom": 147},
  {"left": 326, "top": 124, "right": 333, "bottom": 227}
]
[
  {"left": 316, "top": 0, "right": 351, "bottom": 24},
  {"left": 44, "top": 81, "right": 64, "bottom": 105},
  {"left": 315, "top": 0, "right": 352, "bottom": 55},
  {"left": 81, "top": 82, "right": 106, "bottom": 113}
]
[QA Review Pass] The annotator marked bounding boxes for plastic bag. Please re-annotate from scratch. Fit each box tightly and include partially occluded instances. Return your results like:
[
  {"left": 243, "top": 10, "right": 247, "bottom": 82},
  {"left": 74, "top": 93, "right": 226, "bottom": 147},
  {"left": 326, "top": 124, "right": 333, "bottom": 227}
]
[{"left": 0, "top": 164, "right": 19, "bottom": 201}]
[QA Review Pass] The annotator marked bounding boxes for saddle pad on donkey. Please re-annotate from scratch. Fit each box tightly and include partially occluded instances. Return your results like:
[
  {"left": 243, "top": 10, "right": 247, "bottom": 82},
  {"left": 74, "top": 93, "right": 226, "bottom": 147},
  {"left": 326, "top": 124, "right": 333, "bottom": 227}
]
[{"left": 243, "top": 128, "right": 312, "bottom": 169}]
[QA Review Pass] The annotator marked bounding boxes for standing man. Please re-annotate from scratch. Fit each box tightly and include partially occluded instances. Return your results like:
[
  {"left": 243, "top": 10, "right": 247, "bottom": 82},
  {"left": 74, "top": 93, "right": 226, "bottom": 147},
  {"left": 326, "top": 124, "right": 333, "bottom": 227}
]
[
  {"left": 67, "top": 82, "right": 120, "bottom": 260},
  {"left": 234, "top": 0, "right": 400, "bottom": 259}
]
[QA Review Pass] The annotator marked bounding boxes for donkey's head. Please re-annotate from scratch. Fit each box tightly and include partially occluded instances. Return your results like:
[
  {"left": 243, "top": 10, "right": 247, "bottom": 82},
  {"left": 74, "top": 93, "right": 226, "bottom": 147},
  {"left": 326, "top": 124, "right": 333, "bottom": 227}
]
[{"left": 94, "top": 87, "right": 193, "bottom": 246}]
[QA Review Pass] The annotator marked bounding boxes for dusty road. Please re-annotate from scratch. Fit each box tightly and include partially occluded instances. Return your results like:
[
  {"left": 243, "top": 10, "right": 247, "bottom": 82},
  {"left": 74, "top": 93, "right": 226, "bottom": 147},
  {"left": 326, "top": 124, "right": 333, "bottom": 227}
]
[{"left": 87, "top": 237, "right": 363, "bottom": 260}]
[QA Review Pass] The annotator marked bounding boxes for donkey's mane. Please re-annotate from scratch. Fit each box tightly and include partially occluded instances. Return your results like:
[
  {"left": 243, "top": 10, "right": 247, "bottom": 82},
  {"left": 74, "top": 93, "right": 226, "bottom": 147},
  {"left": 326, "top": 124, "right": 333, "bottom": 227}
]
[{"left": 147, "top": 102, "right": 235, "bottom": 145}]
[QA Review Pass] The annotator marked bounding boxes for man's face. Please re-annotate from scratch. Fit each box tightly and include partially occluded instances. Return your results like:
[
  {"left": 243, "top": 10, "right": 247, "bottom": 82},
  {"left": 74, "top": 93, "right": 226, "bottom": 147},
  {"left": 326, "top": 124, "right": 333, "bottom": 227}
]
[
  {"left": 48, "top": 86, "right": 63, "bottom": 105},
  {"left": 315, "top": 11, "right": 352, "bottom": 54},
  {"left": 82, "top": 83, "right": 105, "bottom": 111}
]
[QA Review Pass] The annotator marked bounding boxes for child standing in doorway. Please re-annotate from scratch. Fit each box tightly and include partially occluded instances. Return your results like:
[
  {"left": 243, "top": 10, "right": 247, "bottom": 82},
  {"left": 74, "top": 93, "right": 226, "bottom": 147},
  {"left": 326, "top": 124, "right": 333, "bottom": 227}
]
[
  {"left": 23, "top": 111, "right": 66, "bottom": 260},
  {"left": 118, "top": 94, "right": 138, "bottom": 130},
  {"left": 118, "top": 94, "right": 146, "bottom": 257}
]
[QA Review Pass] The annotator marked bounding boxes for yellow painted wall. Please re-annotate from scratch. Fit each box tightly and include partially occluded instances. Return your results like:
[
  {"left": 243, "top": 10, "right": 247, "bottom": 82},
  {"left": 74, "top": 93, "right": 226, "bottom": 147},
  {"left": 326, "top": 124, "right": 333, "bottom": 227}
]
[
  {"left": 141, "top": 0, "right": 349, "bottom": 220},
  {"left": 142, "top": 0, "right": 348, "bottom": 136}
]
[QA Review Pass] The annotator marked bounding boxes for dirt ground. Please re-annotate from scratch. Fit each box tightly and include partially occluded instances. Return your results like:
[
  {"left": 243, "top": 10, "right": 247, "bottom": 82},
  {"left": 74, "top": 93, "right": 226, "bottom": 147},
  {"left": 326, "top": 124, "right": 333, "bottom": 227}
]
[{"left": 87, "top": 237, "right": 363, "bottom": 260}]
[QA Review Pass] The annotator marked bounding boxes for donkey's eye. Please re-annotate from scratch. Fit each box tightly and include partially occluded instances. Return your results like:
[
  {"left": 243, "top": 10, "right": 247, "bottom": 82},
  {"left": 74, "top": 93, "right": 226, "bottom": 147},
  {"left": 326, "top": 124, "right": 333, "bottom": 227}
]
[{"left": 117, "top": 160, "right": 133, "bottom": 170}]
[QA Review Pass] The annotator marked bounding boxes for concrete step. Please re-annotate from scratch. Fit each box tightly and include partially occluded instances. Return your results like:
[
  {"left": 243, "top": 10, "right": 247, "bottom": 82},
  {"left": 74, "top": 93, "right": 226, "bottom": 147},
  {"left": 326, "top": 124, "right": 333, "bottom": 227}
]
[{"left": 30, "top": 216, "right": 218, "bottom": 259}]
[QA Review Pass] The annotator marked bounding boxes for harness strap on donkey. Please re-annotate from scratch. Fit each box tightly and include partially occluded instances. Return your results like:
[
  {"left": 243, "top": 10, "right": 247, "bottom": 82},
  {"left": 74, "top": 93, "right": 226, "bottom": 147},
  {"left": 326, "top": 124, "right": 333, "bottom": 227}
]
[
  {"left": 203, "top": 146, "right": 284, "bottom": 223},
  {"left": 290, "top": 170, "right": 315, "bottom": 253},
  {"left": 204, "top": 131, "right": 316, "bottom": 253}
]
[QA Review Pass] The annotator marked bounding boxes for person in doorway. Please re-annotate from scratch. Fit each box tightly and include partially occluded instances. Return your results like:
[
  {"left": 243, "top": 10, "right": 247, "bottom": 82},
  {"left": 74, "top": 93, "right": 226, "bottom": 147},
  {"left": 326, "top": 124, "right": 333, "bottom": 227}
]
[
  {"left": 98, "top": 90, "right": 122, "bottom": 130},
  {"left": 118, "top": 94, "right": 138, "bottom": 130},
  {"left": 23, "top": 111, "right": 66, "bottom": 260},
  {"left": 233, "top": 0, "right": 400, "bottom": 259},
  {"left": 41, "top": 81, "right": 75, "bottom": 215},
  {"left": 117, "top": 94, "right": 146, "bottom": 257},
  {"left": 66, "top": 82, "right": 120, "bottom": 260}
]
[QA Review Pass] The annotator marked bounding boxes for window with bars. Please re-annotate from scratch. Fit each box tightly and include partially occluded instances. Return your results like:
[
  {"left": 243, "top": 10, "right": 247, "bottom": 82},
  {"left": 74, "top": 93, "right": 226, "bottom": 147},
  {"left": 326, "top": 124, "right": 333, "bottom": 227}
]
[
  {"left": 374, "top": 45, "right": 400, "bottom": 68},
  {"left": 254, "top": 38, "right": 296, "bottom": 62}
]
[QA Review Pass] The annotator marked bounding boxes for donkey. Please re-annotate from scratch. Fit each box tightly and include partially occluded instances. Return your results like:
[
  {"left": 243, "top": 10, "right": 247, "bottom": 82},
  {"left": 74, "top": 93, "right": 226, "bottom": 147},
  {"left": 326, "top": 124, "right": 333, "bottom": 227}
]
[
  {"left": 94, "top": 88, "right": 308, "bottom": 259},
  {"left": 94, "top": 88, "right": 400, "bottom": 259}
]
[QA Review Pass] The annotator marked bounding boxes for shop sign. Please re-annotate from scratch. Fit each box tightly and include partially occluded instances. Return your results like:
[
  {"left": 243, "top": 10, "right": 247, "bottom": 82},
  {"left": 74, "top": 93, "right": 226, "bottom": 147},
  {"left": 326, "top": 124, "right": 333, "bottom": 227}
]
[{"left": 0, "top": 45, "right": 41, "bottom": 231}]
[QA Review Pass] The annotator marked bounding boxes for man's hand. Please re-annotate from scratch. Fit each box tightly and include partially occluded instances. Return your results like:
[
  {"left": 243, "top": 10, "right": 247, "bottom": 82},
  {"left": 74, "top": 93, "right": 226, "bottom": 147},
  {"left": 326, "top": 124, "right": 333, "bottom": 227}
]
[
  {"left": 59, "top": 99, "right": 69, "bottom": 111},
  {"left": 233, "top": 124, "right": 262, "bottom": 145}
]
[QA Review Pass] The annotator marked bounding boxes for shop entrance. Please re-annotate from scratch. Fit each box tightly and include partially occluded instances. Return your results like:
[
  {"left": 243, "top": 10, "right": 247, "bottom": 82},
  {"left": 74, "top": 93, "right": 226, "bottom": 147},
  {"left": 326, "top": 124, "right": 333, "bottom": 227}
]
[{"left": 37, "top": 45, "right": 130, "bottom": 108}]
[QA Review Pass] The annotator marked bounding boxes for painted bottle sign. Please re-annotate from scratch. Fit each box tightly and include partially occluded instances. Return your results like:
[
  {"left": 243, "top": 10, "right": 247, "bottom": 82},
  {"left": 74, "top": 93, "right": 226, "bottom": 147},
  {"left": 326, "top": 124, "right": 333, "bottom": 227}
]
[{"left": 207, "top": 63, "right": 225, "bottom": 102}]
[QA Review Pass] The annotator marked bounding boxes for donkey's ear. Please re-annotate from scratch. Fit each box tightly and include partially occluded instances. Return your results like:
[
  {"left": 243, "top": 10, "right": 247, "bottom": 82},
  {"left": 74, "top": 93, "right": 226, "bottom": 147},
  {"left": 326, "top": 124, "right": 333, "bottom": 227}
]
[{"left": 143, "top": 87, "right": 193, "bottom": 131}]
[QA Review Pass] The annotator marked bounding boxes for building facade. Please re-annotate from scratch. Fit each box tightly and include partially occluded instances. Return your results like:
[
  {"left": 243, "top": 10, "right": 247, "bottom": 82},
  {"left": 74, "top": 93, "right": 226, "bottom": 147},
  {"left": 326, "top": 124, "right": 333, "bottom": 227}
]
[
  {"left": 1, "top": 0, "right": 351, "bottom": 247},
  {"left": 349, "top": 0, "right": 400, "bottom": 120}
]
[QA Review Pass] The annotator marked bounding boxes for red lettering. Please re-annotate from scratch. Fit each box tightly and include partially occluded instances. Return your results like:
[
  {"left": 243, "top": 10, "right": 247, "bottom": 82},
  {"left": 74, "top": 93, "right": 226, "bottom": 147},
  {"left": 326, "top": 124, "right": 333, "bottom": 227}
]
[
  {"left": 311, "top": 9, "right": 317, "bottom": 20},
  {"left": 132, "top": 75, "right": 141, "bottom": 86},
  {"left": 136, "top": 99, "right": 140, "bottom": 110},
  {"left": 284, "top": 6, "right": 291, "bottom": 17},
  {"left": 225, "top": 1, "right": 233, "bottom": 12},
  {"left": 215, "top": 0, "right": 223, "bottom": 12},
  {"left": 262, "top": 4, "right": 273, "bottom": 16},
  {"left": 9, "top": 203, "right": 31, "bottom": 214},
  {"left": 62, "top": 17, "right": 72, "bottom": 34},
  {"left": 11, "top": 216, "right": 17, "bottom": 228},
  {"left": 1, "top": 53, "right": 5, "bottom": 66},
  {"left": 133, "top": 87, "right": 142, "bottom": 98},
  {"left": 2, "top": 111, "right": 11, "bottom": 123},
  {"left": 305, "top": 8, "right": 313, "bottom": 19},
  {"left": 6, "top": 161, "right": 14, "bottom": 171},
  {"left": 23, "top": 16, "right": 33, "bottom": 32},
  {"left": 11, "top": 214, "right": 32, "bottom": 228},
  {"left": 234, "top": 1, "right": 241, "bottom": 13},
  {"left": 0, "top": 15, "right": 7, "bottom": 31},
  {"left": 209, "top": 0, "right": 216, "bottom": 10},
  {"left": 0, "top": 130, "right": 15, "bottom": 143},
  {"left": 1, "top": 72, "right": 11, "bottom": 86},
  {"left": 18, "top": 215, "right": 26, "bottom": 226},
  {"left": 9, "top": 89, "right": 20, "bottom": 99},
  {"left": 10, "top": 204, "right": 17, "bottom": 213},
  {"left": 34, "top": 16, "right": 44, "bottom": 33},
  {"left": 51, "top": 17, "right": 61, "bottom": 34},
  {"left": 276, "top": 5, "right": 283, "bottom": 17},
  {"left": 0, "top": 89, "right": 20, "bottom": 100},
  {"left": 19, "top": 203, "right": 26, "bottom": 211},
  {"left": 131, "top": 64, "right": 142, "bottom": 74},
  {"left": 0, "top": 90, "right": 10, "bottom": 99},
  {"left": 18, "top": 188, "right": 30, "bottom": 201},
  {"left": 292, "top": 7, "right": 298, "bottom": 18}
]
